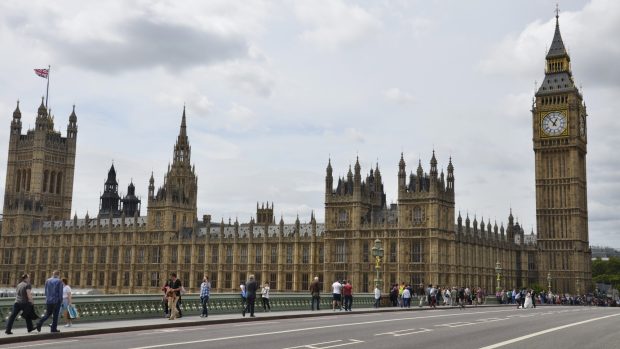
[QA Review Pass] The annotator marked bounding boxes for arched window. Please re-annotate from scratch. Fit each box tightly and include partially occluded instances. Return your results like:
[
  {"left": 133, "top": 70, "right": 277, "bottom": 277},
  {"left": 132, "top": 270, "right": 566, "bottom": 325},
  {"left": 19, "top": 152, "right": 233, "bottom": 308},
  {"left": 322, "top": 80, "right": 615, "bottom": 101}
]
[
  {"left": 56, "top": 172, "right": 62, "bottom": 194},
  {"left": 43, "top": 170, "right": 49, "bottom": 192},
  {"left": 26, "top": 169, "right": 31, "bottom": 191},
  {"left": 16, "top": 169, "right": 21, "bottom": 192},
  {"left": 49, "top": 171, "right": 56, "bottom": 193}
]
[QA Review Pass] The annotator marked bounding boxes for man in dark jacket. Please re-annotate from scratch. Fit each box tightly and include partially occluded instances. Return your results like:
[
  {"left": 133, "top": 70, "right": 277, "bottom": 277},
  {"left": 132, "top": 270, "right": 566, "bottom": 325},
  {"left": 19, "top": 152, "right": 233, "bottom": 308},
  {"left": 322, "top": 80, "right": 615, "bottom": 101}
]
[
  {"left": 5, "top": 274, "right": 36, "bottom": 334},
  {"left": 243, "top": 274, "right": 258, "bottom": 317},
  {"left": 309, "top": 276, "right": 321, "bottom": 310},
  {"left": 167, "top": 273, "right": 183, "bottom": 318}
]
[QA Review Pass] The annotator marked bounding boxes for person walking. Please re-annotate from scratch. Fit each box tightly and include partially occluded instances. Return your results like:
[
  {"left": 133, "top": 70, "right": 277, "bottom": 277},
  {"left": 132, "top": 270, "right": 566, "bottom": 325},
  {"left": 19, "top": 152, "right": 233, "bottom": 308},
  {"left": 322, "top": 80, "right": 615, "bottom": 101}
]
[
  {"left": 166, "top": 287, "right": 179, "bottom": 320},
  {"left": 199, "top": 275, "right": 211, "bottom": 318},
  {"left": 374, "top": 285, "right": 381, "bottom": 308},
  {"left": 161, "top": 280, "right": 170, "bottom": 318},
  {"left": 309, "top": 276, "right": 321, "bottom": 311},
  {"left": 5, "top": 273, "right": 36, "bottom": 335},
  {"left": 167, "top": 273, "right": 183, "bottom": 318},
  {"left": 36, "top": 270, "right": 63, "bottom": 333},
  {"left": 61, "top": 278, "right": 73, "bottom": 327},
  {"left": 243, "top": 275, "right": 257, "bottom": 317},
  {"left": 331, "top": 279, "right": 343, "bottom": 311},
  {"left": 261, "top": 282, "right": 271, "bottom": 312},
  {"left": 343, "top": 280, "right": 353, "bottom": 311}
]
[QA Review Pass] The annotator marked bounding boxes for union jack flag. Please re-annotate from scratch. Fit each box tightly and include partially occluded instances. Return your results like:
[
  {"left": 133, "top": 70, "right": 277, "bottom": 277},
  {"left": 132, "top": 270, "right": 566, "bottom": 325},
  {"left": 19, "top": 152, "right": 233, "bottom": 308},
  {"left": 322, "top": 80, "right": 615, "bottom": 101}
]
[{"left": 34, "top": 68, "right": 49, "bottom": 79}]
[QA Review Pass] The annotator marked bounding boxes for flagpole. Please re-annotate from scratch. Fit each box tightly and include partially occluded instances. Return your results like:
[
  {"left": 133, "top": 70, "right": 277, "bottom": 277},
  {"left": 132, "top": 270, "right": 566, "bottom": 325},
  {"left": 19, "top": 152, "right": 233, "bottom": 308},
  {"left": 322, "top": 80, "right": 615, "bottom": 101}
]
[{"left": 45, "top": 65, "right": 51, "bottom": 109}]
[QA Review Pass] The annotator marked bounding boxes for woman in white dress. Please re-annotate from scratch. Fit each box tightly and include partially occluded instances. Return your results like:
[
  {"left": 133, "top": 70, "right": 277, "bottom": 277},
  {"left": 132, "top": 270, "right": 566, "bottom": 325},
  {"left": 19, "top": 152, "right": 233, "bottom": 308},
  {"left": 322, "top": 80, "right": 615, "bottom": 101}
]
[{"left": 523, "top": 291, "right": 533, "bottom": 309}]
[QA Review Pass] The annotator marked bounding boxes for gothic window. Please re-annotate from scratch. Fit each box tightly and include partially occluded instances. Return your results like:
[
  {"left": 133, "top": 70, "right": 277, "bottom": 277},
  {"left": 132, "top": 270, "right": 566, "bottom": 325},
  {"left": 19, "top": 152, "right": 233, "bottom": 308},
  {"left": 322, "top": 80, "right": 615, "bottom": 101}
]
[
  {"left": 301, "top": 273, "right": 309, "bottom": 291},
  {"left": 98, "top": 272, "right": 105, "bottom": 287},
  {"left": 112, "top": 247, "right": 119, "bottom": 263},
  {"left": 98, "top": 247, "right": 107, "bottom": 264},
  {"left": 75, "top": 248, "right": 82, "bottom": 264},
  {"left": 226, "top": 245, "right": 232, "bottom": 264},
  {"left": 50, "top": 172, "right": 56, "bottom": 193},
  {"left": 335, "top": 241, "right": 346, "bottom": 263},
  {"left": 412, "top": 207, "right": 425, "bottom": 225},
  {"left": 123, "top": 272, "right": 130, "bottom": 287},
  {"left": 111, "top": 272, "right": 118, "bottom": 287},
  {"left": 210, "top": 272, "right": 217, "bottom": 288},
  {"left": 285, "top": 273, "right": 293, "bottom": 290},
  {"left": 184, "top": 246, "right": 191, "bottom": 263},
  {"left": 363, "top": 243, "right": 369, "bottom": 263},
  {"left": 286, "top": 244, "right": 293, "bottom": 264},
  {"left": 151, "top": 247, "right": 161, "bottom": 264},
  {"left": 172, "top": 214, "right": 177, "bottom": 229},
  {"left": 319, "top": 246, "right": 324, "bottom": 264},
  {"left": 136, "top": 272, "right": 143, "bottom": 287},
  {"left": 270, "top": 245, "right": 277, "bottom": 264},
  {"left": 3, "top": 249, "right": 12, "bottom": 264},
  {"left": 171, "top": 247, "right": 178, "bottom": 264},
  {"left": 224, "top": 272, "right": 232, "bottom": 289},
  {"left": 197, "top": 246, "right": 205, "bottom": 264},
  {"left": 123, "top": 248, "right": 131, "bottom": 264},
  {"left": 43, "top": 170, "right": 49, "bottom": 192},
  {"left": 86, "top": 272, "right": 93, "bottom": 286},
  {"left": 302, "top": 246, "right": 309, "bottom": 264},
  {"left": 389, "top": 241, "right": 397, "bottom": 263},
  {"left": 75, "top": 272, "right": 81, "bottom": 286},
  {"left": 255, "top": 245, "right": 262, "bottom": 264},
  {"left": 137, "top": 247, "right": 145, "bottom": 263},
  {"left": 56, "top": 172, "right": 62, "bottom": 194},
  {"left": 240, "top": 246, "right": 248, "bottom": 264},
  {"left": 270, "top": 273, "right": 277, "bottom": 290},
  {"left": 412, "top": 241, "right": 422, "bottom": 263},
  {"left": 337, "top": 209, "right": 349, "bottom": 227},
  {"left": 16, "top": 170, "right": 21, "bottom": 192},
  {"left": 150, "top": 272, "right": 160, "bottom": 287},
  {"left": 211, "top": 246, "right": 219, "bottom": 263}
]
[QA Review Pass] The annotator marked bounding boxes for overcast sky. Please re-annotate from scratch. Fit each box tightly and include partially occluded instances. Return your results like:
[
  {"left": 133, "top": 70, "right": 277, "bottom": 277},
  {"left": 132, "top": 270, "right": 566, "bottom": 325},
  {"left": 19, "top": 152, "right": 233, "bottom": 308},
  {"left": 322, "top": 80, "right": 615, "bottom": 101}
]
[{"left": 0, "top": 0, "right": 618, "bottom": 248}]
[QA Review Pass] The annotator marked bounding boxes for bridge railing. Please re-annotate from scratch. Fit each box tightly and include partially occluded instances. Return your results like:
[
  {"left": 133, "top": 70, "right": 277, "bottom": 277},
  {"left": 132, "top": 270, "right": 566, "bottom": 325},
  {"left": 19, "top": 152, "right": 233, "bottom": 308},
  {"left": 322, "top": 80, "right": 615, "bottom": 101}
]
[{"left": 0, "top": 293, "right": 376, "bottom": 325}]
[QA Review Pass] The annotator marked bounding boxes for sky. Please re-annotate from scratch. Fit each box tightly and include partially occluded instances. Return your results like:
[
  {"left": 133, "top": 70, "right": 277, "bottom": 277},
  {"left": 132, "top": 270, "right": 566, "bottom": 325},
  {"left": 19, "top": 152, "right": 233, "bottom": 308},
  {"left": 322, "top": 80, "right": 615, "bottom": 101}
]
[{"left": 0, "top": 0, "right": 618, "bottom": 248}]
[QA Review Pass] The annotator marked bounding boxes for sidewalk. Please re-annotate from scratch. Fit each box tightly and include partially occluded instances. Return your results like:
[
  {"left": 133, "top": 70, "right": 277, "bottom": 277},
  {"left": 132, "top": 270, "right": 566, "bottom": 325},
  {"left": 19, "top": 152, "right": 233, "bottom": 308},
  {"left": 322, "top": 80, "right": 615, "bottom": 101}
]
[{"left": 0, "top": 304, "right": 502, "bottom": 345}]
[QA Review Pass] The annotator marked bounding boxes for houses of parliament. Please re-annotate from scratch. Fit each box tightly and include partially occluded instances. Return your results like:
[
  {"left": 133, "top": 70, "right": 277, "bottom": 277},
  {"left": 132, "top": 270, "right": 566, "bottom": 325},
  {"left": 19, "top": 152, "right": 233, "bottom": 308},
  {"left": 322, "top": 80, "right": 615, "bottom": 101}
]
[{"left": 0, "top": 14, "right": 591, "bottom": 295}]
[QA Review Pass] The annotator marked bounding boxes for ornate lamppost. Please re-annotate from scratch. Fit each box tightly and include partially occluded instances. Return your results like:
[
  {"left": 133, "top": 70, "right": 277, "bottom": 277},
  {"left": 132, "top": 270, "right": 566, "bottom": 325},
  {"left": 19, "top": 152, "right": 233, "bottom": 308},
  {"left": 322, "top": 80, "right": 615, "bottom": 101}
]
[
  {"left": 547, "top": 272, "right": 552, "bottom": 293},
  {"left": 495, "top": 261, "right": 502, "bottom": 292},
  {"left": 371, "top": 239, "right": 384, "bottom": 290}
]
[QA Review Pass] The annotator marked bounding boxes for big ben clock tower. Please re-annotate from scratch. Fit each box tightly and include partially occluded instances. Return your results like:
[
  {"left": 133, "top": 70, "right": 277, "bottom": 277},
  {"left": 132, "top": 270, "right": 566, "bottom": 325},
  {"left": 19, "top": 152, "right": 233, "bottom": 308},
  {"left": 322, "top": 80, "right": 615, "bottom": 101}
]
[{"left": 533, "top": 11, "right": 591, "bottom": 294}]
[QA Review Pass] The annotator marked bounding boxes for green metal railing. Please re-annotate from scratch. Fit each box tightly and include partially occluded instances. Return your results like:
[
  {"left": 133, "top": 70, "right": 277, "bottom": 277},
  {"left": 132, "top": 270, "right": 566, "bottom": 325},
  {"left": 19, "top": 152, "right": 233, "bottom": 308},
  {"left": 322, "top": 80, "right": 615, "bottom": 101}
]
[{"left": 0, "top": 293, "right": 376, "bottom": 327}]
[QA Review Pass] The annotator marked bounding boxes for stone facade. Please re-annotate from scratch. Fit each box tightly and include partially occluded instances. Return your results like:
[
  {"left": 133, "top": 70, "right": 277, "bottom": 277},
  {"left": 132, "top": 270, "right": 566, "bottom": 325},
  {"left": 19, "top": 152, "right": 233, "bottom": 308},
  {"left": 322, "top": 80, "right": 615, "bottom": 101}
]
[{"left": 0, "top": 14, "right": 591, "bottom": 294}]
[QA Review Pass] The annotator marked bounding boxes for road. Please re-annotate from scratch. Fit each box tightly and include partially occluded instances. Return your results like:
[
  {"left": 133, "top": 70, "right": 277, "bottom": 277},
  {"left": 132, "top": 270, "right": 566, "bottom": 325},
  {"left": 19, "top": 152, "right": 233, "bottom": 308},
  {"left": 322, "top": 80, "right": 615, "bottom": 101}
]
[{"left": 2, "top": 306, "right": 619, "bottom": 349}]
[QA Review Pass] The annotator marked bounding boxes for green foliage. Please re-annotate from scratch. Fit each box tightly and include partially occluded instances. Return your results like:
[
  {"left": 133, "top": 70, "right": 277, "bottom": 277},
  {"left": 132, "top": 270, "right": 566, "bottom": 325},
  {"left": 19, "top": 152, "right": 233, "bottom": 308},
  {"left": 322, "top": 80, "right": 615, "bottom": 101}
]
[{"left": 592, "top": 257, "right": 620, "bottom": 289}]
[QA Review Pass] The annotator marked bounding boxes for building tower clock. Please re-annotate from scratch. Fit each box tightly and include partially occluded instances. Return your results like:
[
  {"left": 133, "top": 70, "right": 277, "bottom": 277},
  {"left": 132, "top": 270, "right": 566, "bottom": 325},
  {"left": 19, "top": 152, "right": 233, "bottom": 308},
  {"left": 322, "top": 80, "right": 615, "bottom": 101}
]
[{"left": 532, "top": 11, "right": 591, "bottom": 294}]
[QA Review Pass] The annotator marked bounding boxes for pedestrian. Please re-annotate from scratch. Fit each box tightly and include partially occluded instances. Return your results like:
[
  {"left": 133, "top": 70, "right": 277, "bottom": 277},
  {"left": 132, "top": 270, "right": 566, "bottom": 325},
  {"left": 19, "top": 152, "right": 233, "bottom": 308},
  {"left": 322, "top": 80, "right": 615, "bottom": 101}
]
[
  {"left": 309, "top": 276, "right": 321, "bottom": 311},
  {"left": 343, "top": 280, "right": 353, "bottom": 311},
  {"left": 200, "top": 275, "right": 211, "bottom": 318},
  {"left": 36, "top": 270, "right": 63, "bottom": 333},
  {"left": 167, "top": 287, "right": 179, "bottom": 320},
  {"left": 331, "top": 279, "right": 343, "bottom": 311},
  {"left": 5, "top": 273, "right": 36, "bottom": 335},
  {"left": 402, "top": 285, "right": 411, "bottom": 308},
  {"left": 167, "top": 273, "right": 183, "bottom": 318},
  {"left": 161, "top": 280, "right": 170, "bottom": 318},
  {"left": 243, "top": 275, "right": 257, "bottom": 317},
  {"left": 374, "top": 285, "right": 381, "bottom": 308},
  {"left": 390, "top": 284, "right": 399, "bottom": 307},
  {"left": 261, "top": 282, "right": 271, "bottom": 312},
  {"left": 240, "top": 284, "right": 247, "bottom": 311},
  {"left": 429, "top": 285, "right": 437, "bottom": 309},
  {"left": 398, "top": 282, "right": 405, "bottom": 307},
  {"left": 61, "top": 278, "right": 73, "bottom": 327}
]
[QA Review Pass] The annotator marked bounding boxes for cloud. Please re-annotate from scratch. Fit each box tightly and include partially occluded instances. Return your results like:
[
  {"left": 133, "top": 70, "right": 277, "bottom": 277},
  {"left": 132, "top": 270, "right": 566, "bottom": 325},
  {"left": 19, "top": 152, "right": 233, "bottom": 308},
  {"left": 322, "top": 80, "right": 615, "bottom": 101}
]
[
  {"left": 213, "top": 60, "right": 275, "bottom": 98},
  {"left": 295, "top": 0, "right": 381, "bottom": 50},
  {"left": 478, "top": 0, "right": 620, "bottom": 89},
  {"left": 384, "top": 87, "right": 414, "bottom": 104}
]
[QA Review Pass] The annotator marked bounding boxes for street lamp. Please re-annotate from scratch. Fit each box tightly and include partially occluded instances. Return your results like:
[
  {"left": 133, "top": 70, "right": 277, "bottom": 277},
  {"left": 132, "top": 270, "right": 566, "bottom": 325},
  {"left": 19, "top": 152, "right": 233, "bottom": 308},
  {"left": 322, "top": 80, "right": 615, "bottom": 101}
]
[
  {"left": 547, "top": 272, "right": 552, "bottom": 293},
  {"left": 371, "top": 239, "right": 384, "bottom": 290},
  {"left": 495, "top": 261, "right": 502, "bottom": 292}
]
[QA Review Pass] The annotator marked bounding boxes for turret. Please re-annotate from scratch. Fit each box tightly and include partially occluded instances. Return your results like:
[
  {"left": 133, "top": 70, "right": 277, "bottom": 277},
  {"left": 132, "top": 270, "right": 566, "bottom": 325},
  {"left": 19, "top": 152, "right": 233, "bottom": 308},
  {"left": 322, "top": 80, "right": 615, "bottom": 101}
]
[
  {"left": 10, "top": 100, "right": 21, "bottom": 136},
  {"left": 398, "top": 153, "right": 406, "bottom": 191},
  {"left": 447, "top": 157, "right": 454, "bottom": 192},
  {"left": 148, "top": 172, "right": 155, "bottom": 198},
  {"left": 67, "top": 105, "right": 78, "bottom": 139},
  {"left": 353, "top": 156, "right": 361, "bottom": 191},
  {"left": 326, "top": 158, "right": 333, "bottom": 196}
]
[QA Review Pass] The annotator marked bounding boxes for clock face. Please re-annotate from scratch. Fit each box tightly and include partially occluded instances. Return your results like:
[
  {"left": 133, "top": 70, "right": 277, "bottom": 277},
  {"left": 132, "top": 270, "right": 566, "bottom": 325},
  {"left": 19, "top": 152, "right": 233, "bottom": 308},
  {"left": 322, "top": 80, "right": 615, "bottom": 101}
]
[
  {"left": 579, "top": 115, "right": 586, "bottom": 137},
  {"left": 542, "top": 111, "right": 567, "bottom": 136}
]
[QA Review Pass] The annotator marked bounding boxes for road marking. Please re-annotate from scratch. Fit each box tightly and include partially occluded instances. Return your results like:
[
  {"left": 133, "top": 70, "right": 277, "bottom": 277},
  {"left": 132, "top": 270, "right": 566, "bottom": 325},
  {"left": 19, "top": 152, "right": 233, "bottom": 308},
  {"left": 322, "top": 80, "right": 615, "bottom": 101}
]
[
  {"left": 126, "top": 308, "right": 556, "bottom": 349},
  {"left": 376, "top": 328, "right": 432, "bottom": 336},
  {"left": 232, "top": 321, "right": 280, "bottom": 327},
  {"left": 479, "top": 312, "right": 620, "bottom": 349},
  {"left": 3, "top": 340, "right": 79, "bottom": 349},
  {"left": 282, "top": 339, "right": 364, "bottom": 349}
]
